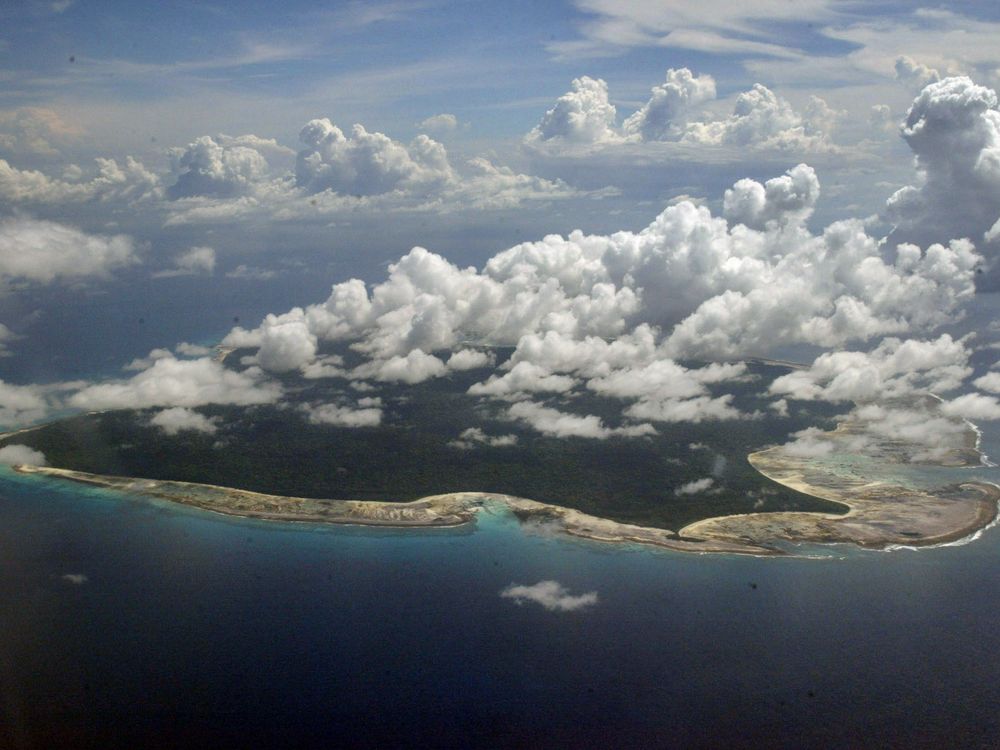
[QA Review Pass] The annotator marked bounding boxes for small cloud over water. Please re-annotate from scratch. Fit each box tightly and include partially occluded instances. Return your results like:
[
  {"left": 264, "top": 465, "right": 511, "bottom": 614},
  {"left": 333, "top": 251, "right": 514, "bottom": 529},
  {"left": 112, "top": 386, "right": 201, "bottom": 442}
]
[{"left": 500, "top": 580, "right": 598, "bottom": 612}]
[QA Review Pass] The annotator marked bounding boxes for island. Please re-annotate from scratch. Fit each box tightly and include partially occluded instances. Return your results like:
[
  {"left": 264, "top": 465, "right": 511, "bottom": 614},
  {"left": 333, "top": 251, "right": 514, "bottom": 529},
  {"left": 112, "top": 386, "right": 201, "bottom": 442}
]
[{"left": 2, "top": 352, "right": 997, "bottom": 556}]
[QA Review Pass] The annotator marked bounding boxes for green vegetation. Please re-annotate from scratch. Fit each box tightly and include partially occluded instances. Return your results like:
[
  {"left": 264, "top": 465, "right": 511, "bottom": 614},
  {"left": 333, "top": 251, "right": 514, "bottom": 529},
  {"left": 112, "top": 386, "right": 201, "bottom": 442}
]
[{"left": 2, "top": 355, "right": 848, "bottom": 530}]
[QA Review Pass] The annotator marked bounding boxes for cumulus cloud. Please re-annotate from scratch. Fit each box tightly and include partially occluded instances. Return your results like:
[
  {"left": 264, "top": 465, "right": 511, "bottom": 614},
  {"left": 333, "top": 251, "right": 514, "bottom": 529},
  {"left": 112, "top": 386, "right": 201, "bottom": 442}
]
[
  {"left": 0, "top": 107, "right": 81, "bottom": 157},
  {"left": 622, "top": 68, "right": 717, "bottom": 142},
  {"left": 770, "top": 335, "right": 972, "bottom": 403},
  {"left": 168, "top": 135, "right": 274, "bottom": 199},
  {"left": 68, "top": 355, "right": 280, "bottom": 410},
  {"left": 0, "top": 216, "right": 137, "bottom": 285},
  {"left": 780, "top": 427, "right": 836, "bottom": 458},
  {"left": 723, "top": 163, "right": 820, "bottom": 229},
  {"left": 152, "top": 246, "right": 216, "bottom": 278},
  {"left": 894, "top": 56, "right": 941, "bottom": 90},
  {"left": 0, "top": 156, "right": 161, "bottom": 204},
  {"left": 675, "top": 477, "right": 714, "bottom": 496},
  {"left": 851, "top": 402, "right": 991, "bottom": 461},
  {"left": 468, "top": 362, "right": 577, "bottom": 398},
  {"left": 973, "top": 372, "right": 1000, "bottom": 393},
  {"left": 163, "top": 120, "right": 575, "bottom": 223},
  {"left": 885, "top": 76, "right": 1000, "bottom": 286},
  {"left": 506, "top": 400, "right": 655, "bottom": 439},
  {"left": 418, "top": 113, "right": 458, "bottom": 132},
  {"left": 352, "top": 349, "right": 448, "bottom": 384},
  {"left": 254, "top": 314, "right": 318, "bottom": 374},
  {"left": 301, "top": 398, "right": 382, "bottom": 427},
  {"left": 525, "top": 76, "right": 620, "bottom": 145},
  {"left": 296, "top": 118, "right": 454, "bottom": 197},
  {"left": 448, "top": 427, "right": 518, "bottom": 449},
  {"left": 0, "top": 380, "right": 52, "bottom": 427},
  {"left": 446, "top": 349, "right": 495, "bottom": 371},
  {"left": 527, "top": 71, "right": 836, "bottom": 152},
  {"left": 223, "top": 164, "right": 978, "bottom": 400},
  {"left": 0, "top": 443, "right": 47, "bottom": 466},
  {"left": 500, "top": 580, "right": 598, "bottom": 612},
  {"left": 150, "top": 407, "right": 219, "bottom": 435},
  {"left": 940, "top": 393, "right": 1000, "bottom": 421},
  {"left": 684, "top": 85, "right": 837, "bottom": 151}
]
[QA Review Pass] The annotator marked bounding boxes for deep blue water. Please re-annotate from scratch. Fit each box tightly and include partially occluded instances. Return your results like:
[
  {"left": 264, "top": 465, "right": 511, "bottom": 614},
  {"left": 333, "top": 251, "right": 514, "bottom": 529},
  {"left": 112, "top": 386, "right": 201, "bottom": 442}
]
[{"left": 2, "top": 444, "right": 1000, "bottom": 749}]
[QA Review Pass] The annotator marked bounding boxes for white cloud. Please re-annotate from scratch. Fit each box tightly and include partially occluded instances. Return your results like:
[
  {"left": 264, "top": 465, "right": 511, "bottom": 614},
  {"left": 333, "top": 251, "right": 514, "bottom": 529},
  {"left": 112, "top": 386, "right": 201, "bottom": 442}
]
[
  {"left": 468, "top": 362, "right": 577, "bottom": 398},
  {"left": 500, "top": 580, "right": 598, "bottom": 612},
  {"left": 225, "top": 164, "right": 978, "bottom": 388},
  {"left": 301, "top": 400, "right": 382, "bottom": 427},
  {"left": 723, "top": 163, "right": 820, "bottom": 230},
  {"left": 0, "top": 216, "right": 137, "bottom": 285},
  {"left": 885, "top": 77, "right": 1000, "bottom": 285},
  {"left": 167, "top": 135, "right": 273, "bottom": 199},
  {"left": 622, "top": 68, "right": 717, "bottom": 142},
  {"left": 417, "top": 113, "right": 458, "bottom": 132},
  {"left": 0, "top": 444, "right": 47, "bottom": 466},
  {"left": 852, "top": 402, "right": 989, "bottom": 460},
  {"left": 152, "top": 246, "right": 216, "bottom": 278},
  {"left": 163, "top": 121, "right": 576, "bottom": 223},
  {"left": 175, "top": 342, "right": 211, "bottom": 357},
  {"left": 675, "top": 477, "right": 714, "bottom": 496},
  {"left": 940, "top": 393, "right": 1000, "bottom": 421},
  {"left": 973, "top": 372, "right": 1000, "bottom": 393},
  {"left": 0, "top": 107, "right": 81, "bottom": 156},
  {"left": 781, "top": 427, "right": 836, "bottom": 458},
  {"left": 226, "top": 264, "right": 276, "bottom": 280},
  {"left": 68, "top": 355, "right": 281, "bottom": 410},
  {"left": 506, "top": 400, "right": 655, "bottom": 439},
  {"left": 684, "top": 85, "right": 837, "bottom": 151},
  {"left": 253, "top": 313, "right": 318, "bottom": 373},
  {"left": 527, "top": 72, "right": 835, "bottom": 152},
  {"left": 770, "top": 335, "right": 972, "bottom": 403},
  {"left": 0, "top": 156, "right": 161, "bottom": 204},
  {"left": 124, "top": 347, "right": 174, "bottom": 372},
  {"left": 446, "top": 348, "right": 494, "bottom": 371},
  {"left": 894, "top": 56, "right": 941, "bottom": 90},
  {"left": 0, "top": 380, "right": 52, "bottom": 427},
  {"left": 525, "top": 76, "right": 620, "bottom": 145},
  {"left": 296, "top": 118, "right": 454, "bottom": 197},
  {"left": 448, "top": 427, "right": 518, "bottom": 449},
  {"left": 150, "top": 407, "right": 219, "bottom": 436}
]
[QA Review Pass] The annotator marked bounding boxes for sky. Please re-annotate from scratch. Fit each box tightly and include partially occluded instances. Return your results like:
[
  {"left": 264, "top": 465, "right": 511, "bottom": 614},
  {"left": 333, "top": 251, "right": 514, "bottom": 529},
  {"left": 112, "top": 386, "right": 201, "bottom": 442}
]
[{"left": 1, "top": 0, "right": 1000, "bottom": 459}]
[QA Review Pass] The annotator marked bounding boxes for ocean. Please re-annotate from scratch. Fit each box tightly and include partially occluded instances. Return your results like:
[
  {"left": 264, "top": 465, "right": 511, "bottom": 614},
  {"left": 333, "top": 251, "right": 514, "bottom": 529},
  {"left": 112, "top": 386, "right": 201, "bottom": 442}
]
[{"left": 1, "top": 427, "right": 999, "bottom": 749}]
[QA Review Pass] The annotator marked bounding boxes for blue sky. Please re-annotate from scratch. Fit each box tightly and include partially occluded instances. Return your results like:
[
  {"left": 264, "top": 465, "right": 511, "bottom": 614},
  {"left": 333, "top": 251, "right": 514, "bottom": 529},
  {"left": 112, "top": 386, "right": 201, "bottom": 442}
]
[{"left": 5, "top": 0, "right": 1000, "bottom": 158}]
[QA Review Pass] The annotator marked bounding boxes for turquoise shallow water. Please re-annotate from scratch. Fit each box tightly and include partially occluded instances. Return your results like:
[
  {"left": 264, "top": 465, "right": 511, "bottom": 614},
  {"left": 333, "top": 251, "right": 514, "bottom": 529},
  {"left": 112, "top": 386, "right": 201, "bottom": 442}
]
[{"left": 2, "top": 427, "right": 1000, "bottom": 748}]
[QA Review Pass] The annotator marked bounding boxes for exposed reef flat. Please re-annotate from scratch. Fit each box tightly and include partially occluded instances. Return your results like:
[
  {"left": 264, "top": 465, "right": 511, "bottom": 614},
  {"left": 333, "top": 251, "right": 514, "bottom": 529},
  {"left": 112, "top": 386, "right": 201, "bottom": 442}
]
[{"left": 680, "top": 402, "right": 999, "bottom": 550}]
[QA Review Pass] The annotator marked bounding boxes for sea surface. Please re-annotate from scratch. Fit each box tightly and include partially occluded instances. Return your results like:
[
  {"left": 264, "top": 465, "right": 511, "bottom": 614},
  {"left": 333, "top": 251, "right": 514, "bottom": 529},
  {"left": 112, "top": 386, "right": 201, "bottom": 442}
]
[{"left": 1, "top": 426, "right": 999, "bottom": 749}]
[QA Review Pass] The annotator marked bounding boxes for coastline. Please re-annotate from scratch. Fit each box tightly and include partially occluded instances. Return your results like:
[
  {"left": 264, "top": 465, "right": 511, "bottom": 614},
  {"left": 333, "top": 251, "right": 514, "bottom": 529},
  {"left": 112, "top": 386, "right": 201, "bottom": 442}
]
[
  {"left": 13, "top": 465, "right": 781, "bottom": 556},
  {"left": 5, "top": 394, "right": 998, "bottom": 557}
]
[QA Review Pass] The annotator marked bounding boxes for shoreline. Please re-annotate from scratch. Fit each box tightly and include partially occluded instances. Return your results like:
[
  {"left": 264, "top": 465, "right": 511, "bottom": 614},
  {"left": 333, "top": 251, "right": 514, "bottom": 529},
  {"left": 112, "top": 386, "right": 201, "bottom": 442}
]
[
  {"left": 13, "top": 459, "right": 999, "bottom": 556},
  {"left": 4, "top": 394, "right": 998, "bottom": 556},
  {"left": 13, "top": 465, "right": 782, "bottom": 556}
]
